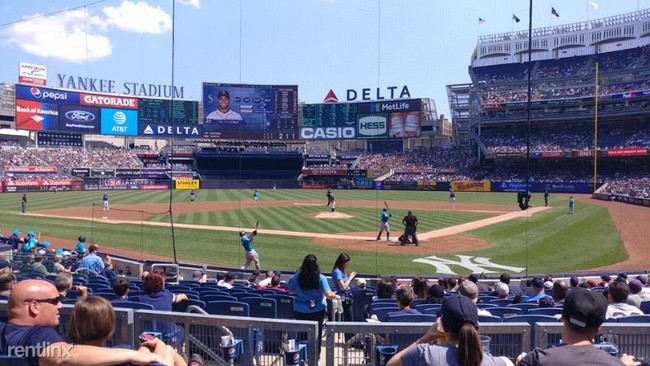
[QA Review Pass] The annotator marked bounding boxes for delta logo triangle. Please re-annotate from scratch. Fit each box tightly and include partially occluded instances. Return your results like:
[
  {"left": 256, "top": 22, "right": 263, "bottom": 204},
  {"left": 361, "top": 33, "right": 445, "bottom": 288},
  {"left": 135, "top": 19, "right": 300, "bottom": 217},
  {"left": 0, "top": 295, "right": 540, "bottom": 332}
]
[
  {"left": 323, "top": 89, "right": 339, "bottom": 103},
  {"left": 143, "top": 125, "right": 154, "bottom": 134}
]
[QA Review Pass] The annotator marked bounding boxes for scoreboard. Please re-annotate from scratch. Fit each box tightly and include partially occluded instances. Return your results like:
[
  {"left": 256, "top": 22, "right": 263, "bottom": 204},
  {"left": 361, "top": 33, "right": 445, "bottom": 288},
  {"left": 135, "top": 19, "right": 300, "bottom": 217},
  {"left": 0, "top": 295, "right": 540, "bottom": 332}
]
[
  {"left": 138, "top": 99, "right": 199, "bottom": 124},
  {"left": 202, "top": 83, "right": 299, "bottom": 140},
  {"left": 301, "top": 103, "right": 358, "bottom": 127}
]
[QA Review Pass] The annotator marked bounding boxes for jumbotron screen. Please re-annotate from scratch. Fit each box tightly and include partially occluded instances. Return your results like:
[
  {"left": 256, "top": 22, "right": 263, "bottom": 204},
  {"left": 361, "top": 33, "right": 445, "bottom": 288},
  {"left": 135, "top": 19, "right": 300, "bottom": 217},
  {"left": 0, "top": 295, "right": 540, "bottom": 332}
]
[
  {"left": 138, "top": 98, "right": 199, "bottom": 125},
  {"left": 202, "top": 83, "right": 299, "bottom": 140}
]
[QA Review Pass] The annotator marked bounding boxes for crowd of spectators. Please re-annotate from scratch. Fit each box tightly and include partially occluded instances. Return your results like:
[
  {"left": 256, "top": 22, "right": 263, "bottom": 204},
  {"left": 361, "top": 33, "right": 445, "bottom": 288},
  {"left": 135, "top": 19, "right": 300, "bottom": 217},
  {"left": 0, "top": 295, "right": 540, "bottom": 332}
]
[
  {"left": 34, "top": 147, "right": 141, "bottom": 169},
  {"left": 0, "top": 147, "right": 45, "bottom": 166},
  {"left": 603, "top": 173, "right": 650, "bottom": 198},
  {"left": 481, "top": 124, "right": 650, "bottom": 154},
  {"left": 474, "top": 46, "right": 650, "bottom": 105}
]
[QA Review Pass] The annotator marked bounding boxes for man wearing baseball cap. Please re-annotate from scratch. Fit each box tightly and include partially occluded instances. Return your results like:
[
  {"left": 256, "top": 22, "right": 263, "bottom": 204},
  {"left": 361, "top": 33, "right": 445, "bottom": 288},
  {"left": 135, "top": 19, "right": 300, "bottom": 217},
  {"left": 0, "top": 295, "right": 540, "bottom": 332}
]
[
  {"left": 205, "top": 90, "right": 243, "bottom": 122},
  {"left": 516, "top": 288, "right": 639, "bottom": 366}
]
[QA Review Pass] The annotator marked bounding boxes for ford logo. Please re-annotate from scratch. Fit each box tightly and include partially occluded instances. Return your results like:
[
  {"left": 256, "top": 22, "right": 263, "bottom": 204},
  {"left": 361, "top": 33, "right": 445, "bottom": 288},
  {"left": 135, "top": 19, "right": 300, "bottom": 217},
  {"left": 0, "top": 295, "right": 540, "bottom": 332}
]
[{"left": 65, "top": 110, "right": 96, "bottom": 122}]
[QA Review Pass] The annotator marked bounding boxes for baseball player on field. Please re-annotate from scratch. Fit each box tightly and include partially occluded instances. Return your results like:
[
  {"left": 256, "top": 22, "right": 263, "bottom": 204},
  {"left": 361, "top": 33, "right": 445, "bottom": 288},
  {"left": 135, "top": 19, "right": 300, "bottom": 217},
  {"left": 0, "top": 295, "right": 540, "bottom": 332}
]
[{"left": 376, "top": 207, "right": 392, "bottom": 242}]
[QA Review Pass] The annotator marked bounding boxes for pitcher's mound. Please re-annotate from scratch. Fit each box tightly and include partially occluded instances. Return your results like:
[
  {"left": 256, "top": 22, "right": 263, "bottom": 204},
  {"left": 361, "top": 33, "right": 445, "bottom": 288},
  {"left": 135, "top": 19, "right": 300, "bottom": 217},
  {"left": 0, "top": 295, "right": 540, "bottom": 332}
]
[{"left": 314, "top": 212, "right": 354, "bottom": 219}]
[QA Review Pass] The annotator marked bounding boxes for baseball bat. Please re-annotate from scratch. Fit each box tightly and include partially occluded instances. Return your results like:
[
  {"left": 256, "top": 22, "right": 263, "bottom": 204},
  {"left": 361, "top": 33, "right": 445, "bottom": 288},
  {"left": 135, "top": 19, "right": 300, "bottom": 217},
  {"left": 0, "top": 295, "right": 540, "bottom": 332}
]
[{"left": 384, "top": 201, "right": 389, "bottom": 210}]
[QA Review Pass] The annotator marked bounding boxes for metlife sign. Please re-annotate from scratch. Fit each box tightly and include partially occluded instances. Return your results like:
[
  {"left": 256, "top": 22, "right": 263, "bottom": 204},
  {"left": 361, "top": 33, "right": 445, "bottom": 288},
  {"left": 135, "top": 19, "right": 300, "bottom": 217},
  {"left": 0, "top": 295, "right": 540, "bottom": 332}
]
[
  {"left": 357, "top": 115, "right": 388, "bottom": 139},
  {"left": 139, "top": 124, "right": 203, "bottom": 137}
]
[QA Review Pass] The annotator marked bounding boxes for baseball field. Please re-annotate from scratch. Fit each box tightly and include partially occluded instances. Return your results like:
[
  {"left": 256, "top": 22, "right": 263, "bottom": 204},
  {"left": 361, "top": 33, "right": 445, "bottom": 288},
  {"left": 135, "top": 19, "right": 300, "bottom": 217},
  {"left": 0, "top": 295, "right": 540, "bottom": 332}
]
[{"left": 0, "top": 189, "right": 646, "bottom": 276}]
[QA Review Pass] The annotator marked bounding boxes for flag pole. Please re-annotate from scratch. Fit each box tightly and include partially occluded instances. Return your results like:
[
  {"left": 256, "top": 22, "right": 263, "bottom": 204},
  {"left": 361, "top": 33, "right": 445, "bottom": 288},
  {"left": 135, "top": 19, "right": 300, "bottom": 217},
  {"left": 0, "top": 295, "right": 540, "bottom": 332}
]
[{"left": 593, "top": 62, "right": 599, "bottom": 192}]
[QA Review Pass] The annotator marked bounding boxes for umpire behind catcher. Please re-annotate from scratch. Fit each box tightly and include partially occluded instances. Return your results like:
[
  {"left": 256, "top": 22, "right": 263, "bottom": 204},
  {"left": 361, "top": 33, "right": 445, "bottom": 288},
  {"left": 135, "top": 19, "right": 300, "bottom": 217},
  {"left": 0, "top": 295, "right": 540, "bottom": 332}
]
[{"left": 401, "top": 210, "right": 419, "bottom": 246}]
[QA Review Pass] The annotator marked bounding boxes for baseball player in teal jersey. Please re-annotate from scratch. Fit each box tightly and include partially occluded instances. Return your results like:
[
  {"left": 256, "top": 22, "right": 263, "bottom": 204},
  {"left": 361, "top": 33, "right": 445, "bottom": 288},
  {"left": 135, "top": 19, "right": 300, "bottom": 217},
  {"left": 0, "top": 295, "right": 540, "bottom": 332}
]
[
  {"left": 569, "top": 196, "right": 575, "bottom": 215},
  {"left": 376, "top": 208, "right": 392, "bottom": 242},
  {"left": 253, "top": 190, "right": 259, "bottom": 205},
  {"left": 239, "top": 227, "right": 260, "bottom": 270}
]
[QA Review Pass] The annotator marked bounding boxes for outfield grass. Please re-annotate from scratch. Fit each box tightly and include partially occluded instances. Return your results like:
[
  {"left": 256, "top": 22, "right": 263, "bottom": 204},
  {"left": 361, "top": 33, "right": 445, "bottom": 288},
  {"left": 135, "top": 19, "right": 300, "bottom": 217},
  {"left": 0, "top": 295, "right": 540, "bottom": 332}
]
[{"left": 0, "top": 190, "right": 627, "bottom": 276}]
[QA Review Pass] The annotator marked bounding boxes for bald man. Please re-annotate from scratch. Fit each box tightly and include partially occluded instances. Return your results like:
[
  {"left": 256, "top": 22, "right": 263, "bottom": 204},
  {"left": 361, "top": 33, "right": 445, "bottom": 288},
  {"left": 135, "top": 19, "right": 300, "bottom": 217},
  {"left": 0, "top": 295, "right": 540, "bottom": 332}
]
[{"left": 3, "top": 279, "right": 165, "bottom": 366}]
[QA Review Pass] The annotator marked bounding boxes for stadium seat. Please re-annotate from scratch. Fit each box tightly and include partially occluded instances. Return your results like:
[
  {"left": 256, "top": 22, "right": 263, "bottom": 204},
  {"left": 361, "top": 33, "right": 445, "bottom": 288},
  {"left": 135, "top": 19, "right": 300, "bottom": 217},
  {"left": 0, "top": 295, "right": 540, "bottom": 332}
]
[
  {"left": 231, "top": 292, "right": 261, "bottom": 301},
  {"left": 640, "top": 301, "right": 650, "bottom": 315},
  {"left": 528, "top": 308, "right": 562, "bottom": 316},
  {"left": 414, "top": 303, "right": 441, "bottom": 313},
  {"left": 369, "top": 307, "right": 398, "bottom": 322},
  {"left": 489, "top": 299, "right": 513, "bottom": 307},
  {"left": 201, "top": 294, "right": 237, "bottom": 303},
  {"left": 172, "top": 299, "right": 206, "bottom": 313},
  {"left": 205, "top": 301, "right": 250, "bottom": 317},
  {"left": 241, "top": 297, "right": 277, "bottom": 319},
  {"left": 112, "top": 301, "right": 155, "bottom": 310},
  {"left": 476, "top": 303, "right": 499, "bottom": 309},
  {"left": 507, "top": 303, "right": 540, "bottom": 314},
  {"left": 263, "top": 294, "right": 295, "bottom": 319},
  {"left": 615, "top": 315, "right": 650, "bottom": 323},
  {"left": 478, "top": 315, "right": 502, "bottom": 323},
  {"left": 348, "top": 289, "right": 375, "bottom": 322},
  {"left": 485, "top": 307, "right": 523, "bottom": 319},
  {"left": 385, "top": 314, "right": 437, "bottom": 323}
]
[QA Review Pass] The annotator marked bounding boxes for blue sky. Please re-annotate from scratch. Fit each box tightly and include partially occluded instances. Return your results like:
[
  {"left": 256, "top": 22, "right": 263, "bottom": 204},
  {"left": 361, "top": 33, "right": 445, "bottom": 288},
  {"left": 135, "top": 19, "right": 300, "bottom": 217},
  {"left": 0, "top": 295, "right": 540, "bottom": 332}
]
[{"left": 0, "top": 0, "right": 647, "bottom": 119}]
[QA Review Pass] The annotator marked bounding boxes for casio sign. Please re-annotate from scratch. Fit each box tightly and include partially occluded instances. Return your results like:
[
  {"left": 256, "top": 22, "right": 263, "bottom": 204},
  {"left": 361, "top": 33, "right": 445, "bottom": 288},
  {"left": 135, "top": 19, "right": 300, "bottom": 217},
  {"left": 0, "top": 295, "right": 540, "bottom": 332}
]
[
  {"left": 358, "top": 116, "right": 386, "bottom": 136},
  {"left": 65, "top": 110, "right": 95, "bottom": 122},
  {"left": 300, "top": 127, "right": 355, "bottom": 140}
]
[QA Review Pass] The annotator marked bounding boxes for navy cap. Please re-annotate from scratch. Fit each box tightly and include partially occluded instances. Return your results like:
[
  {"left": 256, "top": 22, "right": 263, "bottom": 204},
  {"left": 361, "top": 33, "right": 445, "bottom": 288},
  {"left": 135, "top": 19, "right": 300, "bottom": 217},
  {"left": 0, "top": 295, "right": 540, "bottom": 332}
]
[
  {"left": 440, "top": 295, "right": 478, "bottom": 334},
  {"left": 601, "top": 274, "right": 611, "bottom": 282},
  {"left": 570, "top": 276, "right": 579, "bottom": 287},
  {"left": 530, "top": 277, "right": 544, "bottom": 288},
  {"left": 428, "top": 284, "right": 445, "bottom": 299},
  {"left": 562, "top": 288, "right": 607, "bottom": 328},
  {"left": 217, "top": 90, "right": 230, "bottom": 99}
]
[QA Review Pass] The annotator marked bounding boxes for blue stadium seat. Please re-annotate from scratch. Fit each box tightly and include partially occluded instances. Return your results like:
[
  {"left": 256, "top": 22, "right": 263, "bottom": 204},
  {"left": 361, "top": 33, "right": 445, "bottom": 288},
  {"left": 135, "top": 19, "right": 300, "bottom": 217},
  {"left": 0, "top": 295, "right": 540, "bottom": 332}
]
[
  {"left": 528, "top": 308, "right": 562, "bottom": 316},
  {"left": 385, "top": 313, "right": 437, "bottom": 323},
  {"left": 231, "top": 292, "right": 261, "bottom": 301},
  {"left": 489, "top": 298, "right": 513, "bottom": 307},
  {"left": 507, "top": 303, "right": 540, "bottom": 314},
  {"left": 112, "top": 301, "right": 155, "bottom": 310},
  {"left": 478, "top": 315, "right": 502, "bottom": 323},
  {"left": 172, "top": 299, "right": 206, "bottom": 313},
  {"left": 264, "top": 294, "right": 295, "bottom": 319},
  {"left": 201, "top": 294, "right": 237, "bottom": 303},
  {"left": 485, "top": 307, "right": 523, "bottom": 319},
  {"left": 370, "top": 307, "right": 398, "bottom": 322},
  {"left": 348, "top": 289, "right": 375, "bottom": 321},
  {"left": 241, "top": 297, "right": 277, "bottom": 319},
  {"left": 205, "top": 301, "right": 249, "bottom": 317},
  {"left": 615, "top": 315, "right": 650, "bottom": 323}
]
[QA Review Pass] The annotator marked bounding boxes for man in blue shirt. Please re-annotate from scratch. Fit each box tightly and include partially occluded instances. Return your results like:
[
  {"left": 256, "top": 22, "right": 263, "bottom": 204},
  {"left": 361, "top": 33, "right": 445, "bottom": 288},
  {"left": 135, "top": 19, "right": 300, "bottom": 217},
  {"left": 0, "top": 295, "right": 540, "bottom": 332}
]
[
  {"left": 524, "top": 277, "right": 547, "bottom": 303},
  {"left": 78, "top": 245, "right": 105, "bottom": 274},
  {"left": 75, "top": 235, "right": 87, "bottom": 254},
  {"left": 253, "top": 190, "right": 259, "bottom": 205},
  {"left": 239, "top": 228, "right": 260, "bottom": 270}
]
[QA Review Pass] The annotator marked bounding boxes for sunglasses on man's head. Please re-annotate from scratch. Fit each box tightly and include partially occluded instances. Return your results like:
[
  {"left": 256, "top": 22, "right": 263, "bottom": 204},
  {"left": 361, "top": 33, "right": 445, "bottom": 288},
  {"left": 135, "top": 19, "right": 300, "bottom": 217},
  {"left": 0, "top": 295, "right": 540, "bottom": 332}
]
[{"left": 24, "top": 296, "right": 64, "bottom": 305}]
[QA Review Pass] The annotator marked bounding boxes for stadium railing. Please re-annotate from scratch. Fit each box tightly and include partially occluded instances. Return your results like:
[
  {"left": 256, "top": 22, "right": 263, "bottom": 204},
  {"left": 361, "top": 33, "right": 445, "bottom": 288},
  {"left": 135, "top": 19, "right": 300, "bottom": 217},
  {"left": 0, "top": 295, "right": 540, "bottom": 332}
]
[{"left": 4, "top": 300, "right": 650, "bottom": 365}]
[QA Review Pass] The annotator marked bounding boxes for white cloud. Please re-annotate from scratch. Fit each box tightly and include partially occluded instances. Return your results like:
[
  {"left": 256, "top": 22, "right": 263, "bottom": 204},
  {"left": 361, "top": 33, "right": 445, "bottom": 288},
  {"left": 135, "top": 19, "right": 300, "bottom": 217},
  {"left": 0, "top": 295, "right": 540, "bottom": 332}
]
[
  {"left": 2, "top": 9, "right": 112, "bottom": 63},
  {"left": 103, "top": 1, "right": 172, "bottom": 34},
  {"left": 176, "top": 0, "right": 200, "bottom": 9}
]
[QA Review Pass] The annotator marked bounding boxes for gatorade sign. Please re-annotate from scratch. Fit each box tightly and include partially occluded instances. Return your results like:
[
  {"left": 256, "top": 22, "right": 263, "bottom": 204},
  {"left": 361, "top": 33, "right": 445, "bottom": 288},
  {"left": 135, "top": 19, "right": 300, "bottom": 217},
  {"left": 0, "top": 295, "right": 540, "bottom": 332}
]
[{"left": 357, "top": 115, "right": 388, "bottom": 138}]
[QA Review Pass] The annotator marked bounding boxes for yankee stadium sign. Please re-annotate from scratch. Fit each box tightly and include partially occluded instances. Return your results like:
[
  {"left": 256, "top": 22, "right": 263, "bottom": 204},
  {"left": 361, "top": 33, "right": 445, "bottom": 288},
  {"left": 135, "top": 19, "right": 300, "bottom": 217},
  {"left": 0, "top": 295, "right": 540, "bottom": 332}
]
[{"left": 56, "top": 74, "right": 184, "bottom": 99}]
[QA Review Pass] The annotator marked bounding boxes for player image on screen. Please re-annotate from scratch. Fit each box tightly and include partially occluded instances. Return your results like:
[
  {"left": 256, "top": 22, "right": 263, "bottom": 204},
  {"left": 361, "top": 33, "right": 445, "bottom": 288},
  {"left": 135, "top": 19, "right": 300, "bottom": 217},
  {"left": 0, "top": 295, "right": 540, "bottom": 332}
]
[{"left": 205, "top": 90, "right": 243, "bottom": 124}]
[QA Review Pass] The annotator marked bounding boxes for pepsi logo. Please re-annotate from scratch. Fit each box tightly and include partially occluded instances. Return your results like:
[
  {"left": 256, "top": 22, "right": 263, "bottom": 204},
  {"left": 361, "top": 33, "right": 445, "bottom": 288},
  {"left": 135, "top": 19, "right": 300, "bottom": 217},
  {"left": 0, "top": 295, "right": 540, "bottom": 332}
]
[
  {"left": 227, "top": 347, "right": 235, "bottom": 356},
  {"left": 293, "top": 353, "right": 300, "bottom": 361},
  {"left": 65, "top": 110, "right": 95, "bottom": 122},
  {"left": 30, "top": 87, "right": 41, "bottom": 98}
]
